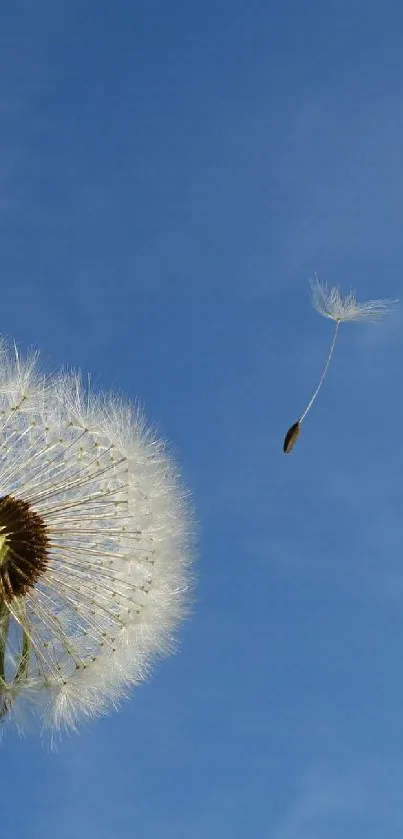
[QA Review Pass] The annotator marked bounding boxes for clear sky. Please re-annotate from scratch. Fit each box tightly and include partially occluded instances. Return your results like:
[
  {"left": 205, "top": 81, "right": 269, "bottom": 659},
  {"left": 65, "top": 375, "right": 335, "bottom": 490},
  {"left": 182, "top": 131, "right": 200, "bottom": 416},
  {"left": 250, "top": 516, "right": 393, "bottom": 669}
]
[{"left": 2, "top": 1, "right": 403, "bottom": 837}]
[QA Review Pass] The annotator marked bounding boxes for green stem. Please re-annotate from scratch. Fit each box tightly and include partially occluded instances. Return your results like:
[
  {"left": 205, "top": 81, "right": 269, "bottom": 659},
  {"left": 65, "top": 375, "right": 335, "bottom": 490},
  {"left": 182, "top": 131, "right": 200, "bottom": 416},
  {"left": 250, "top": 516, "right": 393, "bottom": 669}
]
[
  {"left": 0, "top": 601, "right": 9, "bottom": 681},
  {"left": 0, "top": 601, "right": 10, "bottom": 719},
  {"left": 0, "top": 600, "right": 31, "bottom": 722},
  {"left": 14, "top": 630, "right": 30, "bottom": 684}
]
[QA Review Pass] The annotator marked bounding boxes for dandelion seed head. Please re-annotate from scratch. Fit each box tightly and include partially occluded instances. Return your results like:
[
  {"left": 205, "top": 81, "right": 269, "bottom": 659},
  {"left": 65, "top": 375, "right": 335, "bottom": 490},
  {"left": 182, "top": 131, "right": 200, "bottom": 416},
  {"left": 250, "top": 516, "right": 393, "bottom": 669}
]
[
  {"left": 0, "top": 340, "right": 194, "bottom": 734},
  {"left": 309, "top": 276, "right": 394, "bottom": 323}
]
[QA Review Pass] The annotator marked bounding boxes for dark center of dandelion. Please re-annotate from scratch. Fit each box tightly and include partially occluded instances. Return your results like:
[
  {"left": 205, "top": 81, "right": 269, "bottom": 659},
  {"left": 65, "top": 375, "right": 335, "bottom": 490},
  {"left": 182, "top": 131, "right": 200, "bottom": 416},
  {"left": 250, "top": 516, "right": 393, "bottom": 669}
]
[{"left": 0, "top": 496, "right": 49, "bottom": 601}]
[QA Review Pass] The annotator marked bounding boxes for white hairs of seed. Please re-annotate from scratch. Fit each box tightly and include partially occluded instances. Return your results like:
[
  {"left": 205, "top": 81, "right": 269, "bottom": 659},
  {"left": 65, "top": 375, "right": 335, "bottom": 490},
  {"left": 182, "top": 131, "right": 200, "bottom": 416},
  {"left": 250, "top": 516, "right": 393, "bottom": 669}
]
[{"left": 0, "top": 341, "right": 194, "bottom": 733}]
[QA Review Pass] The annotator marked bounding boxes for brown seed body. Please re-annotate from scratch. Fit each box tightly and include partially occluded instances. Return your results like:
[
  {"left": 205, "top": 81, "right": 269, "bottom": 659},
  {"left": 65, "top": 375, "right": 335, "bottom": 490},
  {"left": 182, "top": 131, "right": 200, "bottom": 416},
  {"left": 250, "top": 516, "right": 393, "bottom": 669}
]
[
  {"left": 0, "top": 496, "right": 49, "bottom": 602},
  {"left": 283, "top": 421, "right": 300, "bottom": 454}
]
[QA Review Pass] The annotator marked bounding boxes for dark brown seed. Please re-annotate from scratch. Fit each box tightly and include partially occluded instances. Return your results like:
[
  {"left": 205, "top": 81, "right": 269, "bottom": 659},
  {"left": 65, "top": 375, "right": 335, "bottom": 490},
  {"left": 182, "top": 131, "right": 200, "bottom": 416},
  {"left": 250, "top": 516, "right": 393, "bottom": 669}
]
[
  {"left": 283, "top": 421, "right": 300, "bottom": 454},
  {"left": 0, "top": 495, "right": 49, "bottom": 602}
]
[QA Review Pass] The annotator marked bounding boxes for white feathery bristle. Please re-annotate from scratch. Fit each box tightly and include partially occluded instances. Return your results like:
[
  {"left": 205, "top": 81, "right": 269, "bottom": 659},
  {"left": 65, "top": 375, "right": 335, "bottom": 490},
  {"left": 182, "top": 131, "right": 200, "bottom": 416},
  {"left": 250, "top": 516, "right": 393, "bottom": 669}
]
[
  {"left": 0, "top": 342, "right": 194, "bottom": 735},
  {"left": 309, "top": 276, "right": 395, "bottom": 322}
]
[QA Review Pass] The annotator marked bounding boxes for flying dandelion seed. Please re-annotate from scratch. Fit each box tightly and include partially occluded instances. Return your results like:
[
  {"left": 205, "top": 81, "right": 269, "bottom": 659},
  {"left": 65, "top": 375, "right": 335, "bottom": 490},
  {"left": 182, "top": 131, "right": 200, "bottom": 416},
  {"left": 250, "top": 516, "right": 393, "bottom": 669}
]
[
  {"left": 0, "top": 341, "right": 193, "bottom": 734},
  {"left": 283, "top": 277, "right": 395, "bottom": 453}
]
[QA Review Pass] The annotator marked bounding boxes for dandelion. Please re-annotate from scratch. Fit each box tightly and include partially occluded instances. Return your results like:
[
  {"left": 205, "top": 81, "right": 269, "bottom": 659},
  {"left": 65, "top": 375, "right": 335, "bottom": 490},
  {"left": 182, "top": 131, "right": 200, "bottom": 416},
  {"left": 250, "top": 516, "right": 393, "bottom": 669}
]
[
  {"left": 283, "top": 277, "right": 395, "bottom": 453},
  {"left": 0, "top": 341, "right": 193, "bottom": 734}
]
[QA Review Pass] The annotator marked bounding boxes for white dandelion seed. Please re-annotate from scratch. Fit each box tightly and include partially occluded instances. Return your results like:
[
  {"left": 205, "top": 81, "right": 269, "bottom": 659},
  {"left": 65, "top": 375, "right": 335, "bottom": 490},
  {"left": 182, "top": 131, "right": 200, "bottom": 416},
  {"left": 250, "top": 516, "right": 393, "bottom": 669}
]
[
  {"left": 283, "top": 277, "right": 396, "bottom": 453},
  {"left": 0, "top": 340, "right": 193, "bottom": 734}
]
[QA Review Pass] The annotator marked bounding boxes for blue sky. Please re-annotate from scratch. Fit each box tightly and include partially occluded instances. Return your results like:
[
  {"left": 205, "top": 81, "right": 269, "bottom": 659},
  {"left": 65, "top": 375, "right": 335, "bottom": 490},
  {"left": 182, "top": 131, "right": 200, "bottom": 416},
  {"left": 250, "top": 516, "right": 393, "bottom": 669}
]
[{"left": 2, "top": 1, "right": 403, "bottom": 836}]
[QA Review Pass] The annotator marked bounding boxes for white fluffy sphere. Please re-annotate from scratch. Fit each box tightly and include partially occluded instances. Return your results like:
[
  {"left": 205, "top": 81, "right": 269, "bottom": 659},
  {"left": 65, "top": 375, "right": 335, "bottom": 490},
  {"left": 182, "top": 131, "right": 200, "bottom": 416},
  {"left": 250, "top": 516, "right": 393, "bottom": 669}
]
[{"left": 0, "top": 342, "right": 193, "bottom": 733}]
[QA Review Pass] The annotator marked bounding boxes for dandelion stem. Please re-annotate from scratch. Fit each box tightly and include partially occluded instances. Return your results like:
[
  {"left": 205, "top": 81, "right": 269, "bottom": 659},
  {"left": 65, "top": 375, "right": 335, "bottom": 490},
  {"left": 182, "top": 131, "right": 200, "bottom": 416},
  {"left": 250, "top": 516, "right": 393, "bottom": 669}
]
[
  {"left": 0, "top": 601, "right": 10, "bottom": 719},
  {"left": 0, "top": 600, "right": 31, "bottom": 722},
  {"left": 14, "top": 630, "right": 30, "bottom": 685},
  {"left": 299, "top": 319, "right": 340, "bottom": 423},
  {"left": 0, "top": 601, "right": 9, "bottom": 682}
]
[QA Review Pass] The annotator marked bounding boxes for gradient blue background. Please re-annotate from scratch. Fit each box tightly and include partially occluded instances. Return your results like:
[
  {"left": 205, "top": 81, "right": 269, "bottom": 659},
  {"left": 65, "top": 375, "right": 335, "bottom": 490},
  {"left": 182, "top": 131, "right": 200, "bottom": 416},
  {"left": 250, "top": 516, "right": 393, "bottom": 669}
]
[{"left": 2, "top": 1, "right": 403, "bottom": 836}]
